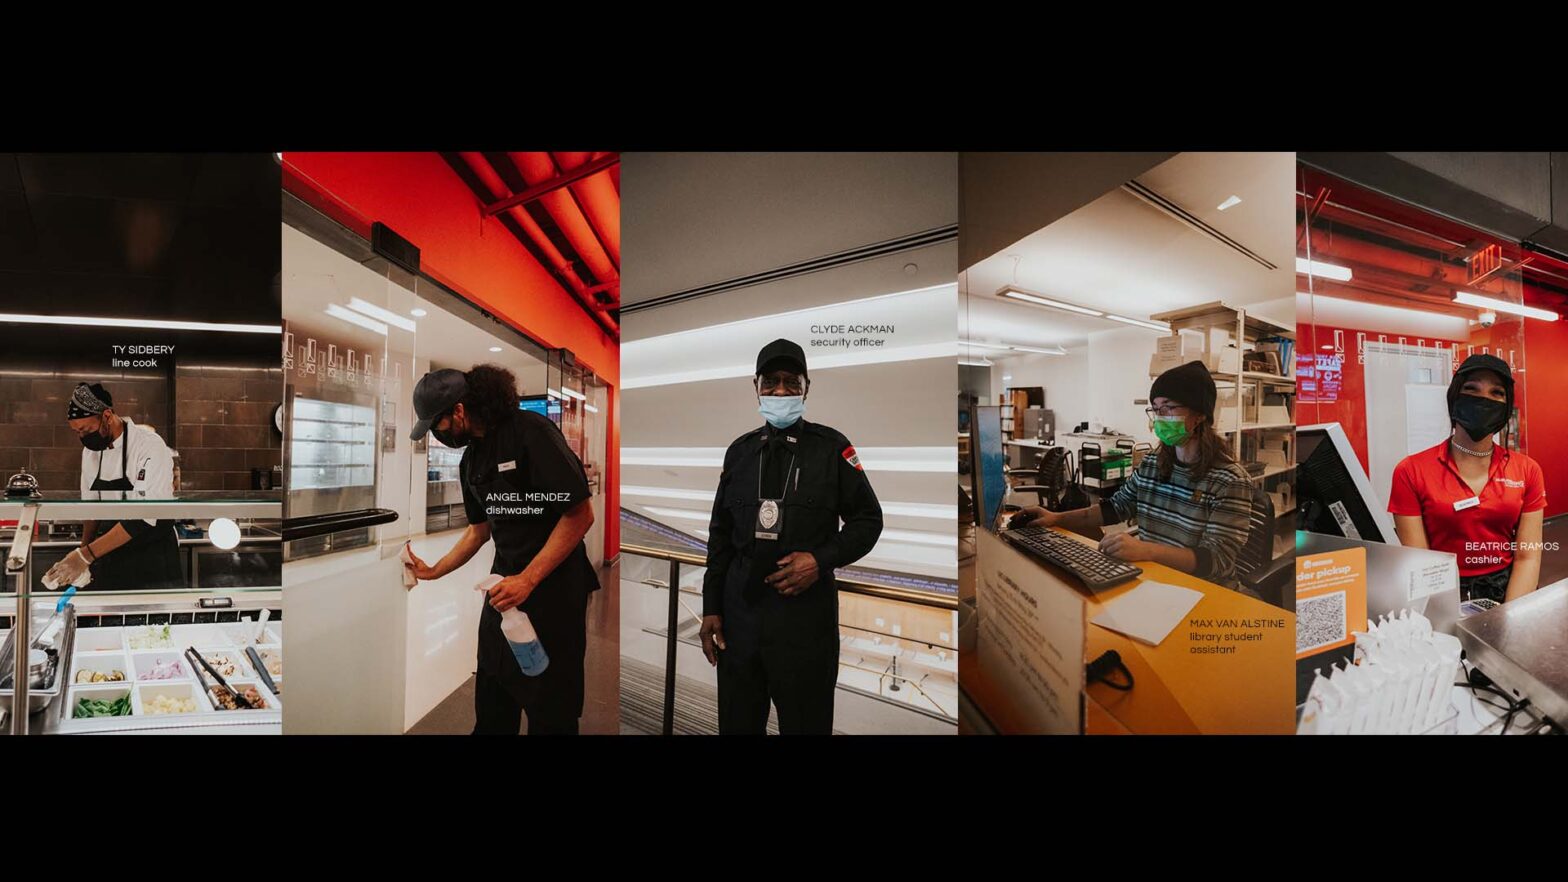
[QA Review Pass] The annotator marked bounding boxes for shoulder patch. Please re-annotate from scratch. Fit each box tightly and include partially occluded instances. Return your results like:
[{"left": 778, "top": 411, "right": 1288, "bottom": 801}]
[{"left": 842, "top": 445, "right": 863, "bottom": 470}]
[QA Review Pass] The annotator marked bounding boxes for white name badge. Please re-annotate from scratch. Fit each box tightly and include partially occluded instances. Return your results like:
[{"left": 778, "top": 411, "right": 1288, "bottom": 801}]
[
  {"left": 498, "top": 461, "right": 517, "bottom": 472},
  {"left": 1453, "top": 496, "right": 1481, "bottom": 512}
]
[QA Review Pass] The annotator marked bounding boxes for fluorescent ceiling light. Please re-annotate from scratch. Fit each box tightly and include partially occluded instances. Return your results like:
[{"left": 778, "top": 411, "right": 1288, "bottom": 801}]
[
  {"left": 958, "top": 359, "right": 993, "bottom": 367},
  {"left": 347, "top": 297, "right": 416, "bottom": 332},
  {"left": 623, "top": 446, "right": 955, "bottom": 473},
  {"left": 624, "top": 485, "right": 956, "bottom": 520},
  {"left": 410, "top": 308, "right": 428, "bottom": 317},
  {"left": 1296, "top": 257, "right": 1353, "bottom": 282},
  {"left": 0, "top": 313, "right": 281, "bottom": 334},
  {"left": 1002, "top": 375, "right": 1013, "bottom": 381},
  {"left": 641, "top": 505, "right": 711, "bottom": 522},
  {"left": 1216, "top": 195, "right": 1243, "bottom": 211},
  {"left": 622, "top": 485, "right": 713, "bottom": 501},
  {"left": 488, "top": 346, "right": 503, "bottom": 352},
  {"left": 1104, "top": 314, "right": 1171, "bottom": 332},
  {"left": 997, "top": 287, "right": 1104, "bottom": 317},
  {"left": 545, "top": 388, "right": 561, "bottom": 399},
  {"left": 560, "top": 387, "right": 587, "bottom": 401},
  {"left": 958, "top": 339, "right": 1067, "bottom": 356},
  {"left": 583, "top": 403, "right": 599, "bottom": 413},
  {"left": 1454, "top": 291, "right": 1559, "bottom": 322},
  {"left": 324, "top": 304, "right": 387, "bottom": 336}
]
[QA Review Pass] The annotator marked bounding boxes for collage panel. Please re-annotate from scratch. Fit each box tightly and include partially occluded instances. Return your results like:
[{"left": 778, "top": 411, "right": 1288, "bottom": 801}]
[
  {"left": 618, "top": 152, "right": 959, "bottom": 734},
  {"left": 1295, "top": 154, "right": 1567, "bottom": 735},
  {"left": 2, "top": 153, "right": 283, "bottom": 734},
  {"left": 277, "top": 152, "right": 619, "bottom": 735},
  {"left": 958, "top": 152, "right": 1299, "bottom": 734}
]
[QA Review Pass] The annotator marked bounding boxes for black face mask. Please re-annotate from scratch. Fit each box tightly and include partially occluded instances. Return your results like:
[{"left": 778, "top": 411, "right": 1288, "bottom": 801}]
[
  {"left": 1451, "top": 394, "right": 1510, "bottom": 442},
  {"left": 79, "top": 418, "right": 112, "bottom": 451},
  {"left": 431, "top": 416, "right": 470, "bottom": 450}
]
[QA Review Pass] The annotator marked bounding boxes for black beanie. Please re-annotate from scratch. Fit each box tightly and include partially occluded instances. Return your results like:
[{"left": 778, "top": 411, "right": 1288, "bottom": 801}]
[{"left": 1150, "top": 360, "right": 1217, "bottom": 421}]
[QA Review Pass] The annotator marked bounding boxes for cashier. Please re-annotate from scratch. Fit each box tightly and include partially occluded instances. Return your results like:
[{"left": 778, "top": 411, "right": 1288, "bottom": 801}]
[
  {"left": 1388, "top": 354, "right": 1545, "bottom": 603},
  {"left": 403, "top": 366, "right": 597, "bottom": 736},
  {"left": 42, "top": 383, "right": 183, "bottom": 592},
  {"left": 1011, "top": 360, "right": 1255, "bottom": 589}
]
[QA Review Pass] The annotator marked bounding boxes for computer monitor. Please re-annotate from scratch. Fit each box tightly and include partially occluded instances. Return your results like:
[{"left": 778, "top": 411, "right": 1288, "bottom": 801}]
[
  {"left": 519, "top": 394, "right": 561, "bottom": 420},
  {"left": 1296, "top": 422, "right": 1397, "bottom": 544},
  {"left": 969, "top": 403, "right": 1006, "bottom": 532}
]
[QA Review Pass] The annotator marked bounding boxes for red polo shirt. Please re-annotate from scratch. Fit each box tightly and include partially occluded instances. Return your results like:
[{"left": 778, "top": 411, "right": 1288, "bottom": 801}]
[{"left": 1387, "top": 440, "right": 1546, "bottom": 577}]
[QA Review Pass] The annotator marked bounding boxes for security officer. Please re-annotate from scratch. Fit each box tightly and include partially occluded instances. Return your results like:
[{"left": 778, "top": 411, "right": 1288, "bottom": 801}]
[
  {"left": 403, "top": 365, "right": 598, "bottom": 735},
  {"left": 699, "top": 339, "right": 883, "bottom": 734},
  {"left": 43, "top": 382, "right": 183, "bottom": 591}
]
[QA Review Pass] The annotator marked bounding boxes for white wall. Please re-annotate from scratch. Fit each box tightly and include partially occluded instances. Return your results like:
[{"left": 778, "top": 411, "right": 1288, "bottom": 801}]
[{"left": 990, "top": 325, "right": 1166, "bottom": 445}]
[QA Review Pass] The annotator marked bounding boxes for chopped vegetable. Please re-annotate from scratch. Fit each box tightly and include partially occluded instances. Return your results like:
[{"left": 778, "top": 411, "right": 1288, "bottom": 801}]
[
  {"left": 73, "top": 694, "right": 132, "bottom": 718},
  {"left": 142, "top": 693, "right": 197, "bottom": 715},
  {"left": 128, "top": 625, "right": 173, "bottom": 650},
  {"left": 136, "top": 657, "right": 186, "bottom": 681}
]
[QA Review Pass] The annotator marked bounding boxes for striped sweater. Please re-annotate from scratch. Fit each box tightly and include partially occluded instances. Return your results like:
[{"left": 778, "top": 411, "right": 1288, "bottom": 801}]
[{"left": 1099, "top": 456, "right": 1254, "bottom": 587}]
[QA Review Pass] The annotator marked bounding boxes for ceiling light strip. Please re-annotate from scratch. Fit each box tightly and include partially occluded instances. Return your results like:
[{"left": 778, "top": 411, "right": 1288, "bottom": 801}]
[
  {"left": 0, "top": 313, "right": 282, "bottom": 334},
  {"left": 1121, "top": 180, "right": 1278, "bottom": 270}
]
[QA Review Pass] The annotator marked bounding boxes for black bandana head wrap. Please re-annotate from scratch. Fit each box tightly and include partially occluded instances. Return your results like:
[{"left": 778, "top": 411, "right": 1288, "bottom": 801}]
[{"left": 68, "top": 383, "right": 113, "bottom": 420}]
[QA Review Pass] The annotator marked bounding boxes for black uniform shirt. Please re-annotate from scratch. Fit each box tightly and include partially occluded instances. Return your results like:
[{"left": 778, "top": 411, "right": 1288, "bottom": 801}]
[
  {"left": 702, "top": 419, "right": 883, "bottom": 617},
  {"left": 459, "top": 409, "right": 594, "bottom": 579}
]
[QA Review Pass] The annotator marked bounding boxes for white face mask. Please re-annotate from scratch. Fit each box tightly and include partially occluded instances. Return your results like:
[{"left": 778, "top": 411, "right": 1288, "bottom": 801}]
[{"left": 758, "top": 395, "right": 805, "bottom": 428}]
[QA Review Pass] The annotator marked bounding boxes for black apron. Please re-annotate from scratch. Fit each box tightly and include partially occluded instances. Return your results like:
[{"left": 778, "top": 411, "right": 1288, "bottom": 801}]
[
  {"left": 88, "top": 432, "right": 183, "bottom": 591},
  {"left": 467, "top": 429, "right": 595, "bottom": 721}
]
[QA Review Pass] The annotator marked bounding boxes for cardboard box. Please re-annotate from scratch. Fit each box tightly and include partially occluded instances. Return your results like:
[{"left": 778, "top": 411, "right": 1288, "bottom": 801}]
[{"left": 1150, "top": 352, "right": 1185, "bottom": 376}]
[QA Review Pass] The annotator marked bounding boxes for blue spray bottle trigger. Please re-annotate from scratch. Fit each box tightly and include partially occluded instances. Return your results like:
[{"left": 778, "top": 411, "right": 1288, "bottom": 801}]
[{"left": 56, "top": 586, "right": 77, "bottom": 613}]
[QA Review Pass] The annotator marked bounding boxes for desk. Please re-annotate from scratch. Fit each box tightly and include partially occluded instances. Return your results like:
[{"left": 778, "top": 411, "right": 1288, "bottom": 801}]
[
  {"left": 1003, "top": 438, "right": 1051, "bottom": 469},
  {"left": 965, "top": 526, "right": 1295, "bottom": 734}
]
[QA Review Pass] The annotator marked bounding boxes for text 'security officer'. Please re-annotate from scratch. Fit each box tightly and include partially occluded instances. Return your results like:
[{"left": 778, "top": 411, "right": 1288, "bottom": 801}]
[
  {"left": 403, "top": 366, "right": 598, "bottom": 735},
  {"left": 700, "top": 339, "right": 883, "bottom": 735},
  {"left": 44, "top": 382, "right": 183, "bottom": 591}
]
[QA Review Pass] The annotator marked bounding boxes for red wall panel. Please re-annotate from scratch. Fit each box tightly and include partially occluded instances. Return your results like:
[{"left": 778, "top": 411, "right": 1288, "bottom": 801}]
[{"left": 282, "top": 152, "right": 621, "bottom": 555}]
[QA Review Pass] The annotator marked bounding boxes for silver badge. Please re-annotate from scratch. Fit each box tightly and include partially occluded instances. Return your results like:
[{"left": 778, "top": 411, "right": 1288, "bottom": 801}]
[{"left": 759, "top": 499, "right": 779, "bottom": 529}]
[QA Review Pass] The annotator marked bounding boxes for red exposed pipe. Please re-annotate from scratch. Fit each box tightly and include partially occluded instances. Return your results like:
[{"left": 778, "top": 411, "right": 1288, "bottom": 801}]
[
  {"left": 455, "top": 152, "right": 619, "bottom": 336},
  {"left": 552, "top": 150, "right": 621, "bottom": 267},
  {"left": 508, "top": 151, "right": 618, "bottom": 291}
]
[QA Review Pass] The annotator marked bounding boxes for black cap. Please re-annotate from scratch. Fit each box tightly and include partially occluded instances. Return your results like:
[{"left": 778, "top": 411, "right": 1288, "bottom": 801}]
[
  {"left": 409, "top": 369, "right": 468, "bottom": 441},
  {"left": 1149, "top": 360, "right": 1217, "bottom": 421},
  {"left": 756, "top": 338, "right": 807, "bottom": 377},
  {"left": 1449, "top": 353, "right": 1514, "bottom": 410}
]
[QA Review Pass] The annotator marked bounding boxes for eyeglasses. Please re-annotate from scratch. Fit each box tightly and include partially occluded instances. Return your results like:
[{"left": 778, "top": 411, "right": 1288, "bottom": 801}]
[
  {"left": 1145, "top": 405, "right": 1189, "bottom": 419},
  {"left": 757, "top": 373, "right": 807, "bottom": 395}
]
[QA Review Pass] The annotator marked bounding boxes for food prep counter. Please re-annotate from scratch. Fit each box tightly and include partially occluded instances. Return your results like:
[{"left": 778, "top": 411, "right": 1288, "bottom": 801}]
[{"left": 2, "top": 594, "right": 283, "bottom": 735}]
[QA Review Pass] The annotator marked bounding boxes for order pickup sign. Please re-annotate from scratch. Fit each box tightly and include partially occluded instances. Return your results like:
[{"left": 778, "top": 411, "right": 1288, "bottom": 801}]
[{"left": 1294, "top": 547, "right": 1366, "bottom": 659}]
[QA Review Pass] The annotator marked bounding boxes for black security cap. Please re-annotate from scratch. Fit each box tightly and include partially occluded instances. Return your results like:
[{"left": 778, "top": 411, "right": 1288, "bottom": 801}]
[
  {"left": 409, "top": 368, "right": 469, "bottom": 441},
  {"left": 1449, "top": 353, "right": 1514, "bottom": 410},
  {"left": 756, "top": 338, "right": 807, "bottom": 377},
  {"left": 1149, "top": 360, "right": 1217, "bottom": 421}
]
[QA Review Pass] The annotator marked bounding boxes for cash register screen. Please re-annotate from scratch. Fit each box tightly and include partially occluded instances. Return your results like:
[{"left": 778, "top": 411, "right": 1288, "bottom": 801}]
[
  {"left": 971, "top": 404, "right": 1006, "bottom": 532},
  {"left": 1297, "top": 425, "right": 1390, "bottom": 543}
]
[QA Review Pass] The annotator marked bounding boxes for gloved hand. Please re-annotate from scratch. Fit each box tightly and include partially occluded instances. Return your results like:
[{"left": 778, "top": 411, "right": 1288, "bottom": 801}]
[{"left": 44, "top": 547, "right": 93, "bottom": 589}]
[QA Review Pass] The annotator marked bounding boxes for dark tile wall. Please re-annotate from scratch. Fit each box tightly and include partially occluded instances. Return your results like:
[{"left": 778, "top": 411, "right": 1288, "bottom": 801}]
[
  {"left": 0, "top": 370, "right": 168, "bottom": 494},
  {"left": 174, "top": 363, "right": 284, "bottom": 499},
  {"left": 0, "top": 361, "right": 282, "bottom": 500}
]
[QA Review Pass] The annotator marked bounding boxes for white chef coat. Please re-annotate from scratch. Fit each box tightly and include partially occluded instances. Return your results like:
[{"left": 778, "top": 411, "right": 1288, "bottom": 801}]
[{"left": 79, "top": 417, "right": 176, "bottom": 525}]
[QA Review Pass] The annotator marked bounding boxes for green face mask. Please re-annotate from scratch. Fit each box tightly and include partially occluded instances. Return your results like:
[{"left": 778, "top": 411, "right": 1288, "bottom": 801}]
[{"left": 1152, "top": 415, "right": 1191, "bottom": 446}]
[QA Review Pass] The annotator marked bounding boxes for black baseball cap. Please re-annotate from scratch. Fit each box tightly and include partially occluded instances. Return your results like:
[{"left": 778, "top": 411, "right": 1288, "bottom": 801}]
[
  {"left": 409, "top": 368, "right": 469, "bottom": 441},
  {"left": 1449, "top": 353, "right": 1515, "bottom": 409},
  {"left": 756, "top": 338, "right": 808, "bottom": 377}
]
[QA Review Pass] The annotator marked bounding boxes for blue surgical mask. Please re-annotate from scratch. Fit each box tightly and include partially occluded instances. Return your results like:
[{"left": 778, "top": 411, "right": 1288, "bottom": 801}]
[{"left": 758, "top": 395, "right": 805, "bottom": 429}]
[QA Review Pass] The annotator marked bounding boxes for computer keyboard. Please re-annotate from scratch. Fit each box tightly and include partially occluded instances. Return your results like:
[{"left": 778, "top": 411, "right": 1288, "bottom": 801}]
[{"left": 1003, "top": 525, "right": 1142, "bottom": 591}]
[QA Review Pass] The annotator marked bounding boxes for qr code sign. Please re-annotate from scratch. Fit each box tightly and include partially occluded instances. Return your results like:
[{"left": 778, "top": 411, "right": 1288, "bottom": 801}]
[{"left": 1297, "top": 591, "right": 1347, "bottom": 654}]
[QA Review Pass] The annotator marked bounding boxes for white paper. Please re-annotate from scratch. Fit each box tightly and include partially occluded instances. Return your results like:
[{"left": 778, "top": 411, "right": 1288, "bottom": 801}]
[
  {"left": 1090, "top": 580, "right": 1203, "bottom": 647},
  {"left": 1404, "top": 383, "right": 1451, "bottom": 456}
]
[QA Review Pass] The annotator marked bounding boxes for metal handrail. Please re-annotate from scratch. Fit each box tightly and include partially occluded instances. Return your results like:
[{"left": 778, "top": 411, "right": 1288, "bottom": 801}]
[
  {"left": 620, "top": 543, "right": 958, "bottom": 610},
  {"left": 621, "top": 542, "right": 959, "bottom": 734}
]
